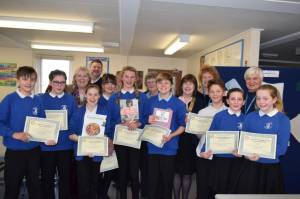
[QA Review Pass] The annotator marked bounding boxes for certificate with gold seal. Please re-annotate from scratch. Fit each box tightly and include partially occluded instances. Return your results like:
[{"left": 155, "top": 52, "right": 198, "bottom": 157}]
[
  {"left": 205, "top": 131, "right": 239, "bottom": 154},
  {"left": 45, "top": 110, "right": 68, "bottom": 131},
  {"left": 186, "top": 113, "right": 213, "bottom": 134},
  {"left": 140, "top": 124, "right": 171, "bottom": 148},
  {"left": 113, "top": 125, "right": 142, "bottom": 149},
  {"left": 238, "top": 131, "right": 277, "bottom": 159},
  {"left": 24, "top": 116, "right": 60, "bottom": 143},
  {"left": 77, "top": 136, "right": 108, "bottom": 156}
]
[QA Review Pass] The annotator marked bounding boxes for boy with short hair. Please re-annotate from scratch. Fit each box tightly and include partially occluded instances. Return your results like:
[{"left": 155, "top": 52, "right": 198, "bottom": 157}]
[{"left": 0, "top": 66, "right": 43, "bottom": 199}]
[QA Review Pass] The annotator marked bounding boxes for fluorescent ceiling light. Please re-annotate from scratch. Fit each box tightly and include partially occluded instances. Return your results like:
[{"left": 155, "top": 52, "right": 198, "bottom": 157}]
[
  {"left": 0, "top": 16, "right": 94, "bottom": 33},
  {"left": 164, "top": 34, "right": 190, "bottom": 55},
  {"left": 264, "top": 0, "right": 300, "bottom": 4},
  {"left": 31, "top": 43, "right": 104, "bottom": 53}
]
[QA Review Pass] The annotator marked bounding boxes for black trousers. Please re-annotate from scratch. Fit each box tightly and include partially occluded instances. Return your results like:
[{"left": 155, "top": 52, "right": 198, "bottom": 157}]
[
  {"left": 115, "top": 145, "right": 140, "bottom": 199},
  {"left": 4, "top": 147, "right": 41, "bottom": 199},
  {"left": 76, "top": 157, "right": 101, "bottom": 199},
  {"left": 148, "top": 154, "right": 175, "bottom": 199},
  {"left": 98, "top": 169, "right": 119, "bottom": 197},
  {"left": 41, "top": 150, "right": 73, "bottom": 199},
  {"left": 195, "top": 157, "right": 214, "bottom": 199},
  {"left": 140, "top": 141, "right": 148, "bottom": 198}
]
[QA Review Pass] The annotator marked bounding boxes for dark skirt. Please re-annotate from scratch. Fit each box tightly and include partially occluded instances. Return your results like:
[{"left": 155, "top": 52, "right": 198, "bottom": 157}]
[
  {"left": 210, "top": 157, "right": 243, "bottom": 194},
  {"left": 231, "top": 159, "right": 285, "bottom": 194},
  {"left": 175, "top": 133, "right": 198, "bottom": 175}
]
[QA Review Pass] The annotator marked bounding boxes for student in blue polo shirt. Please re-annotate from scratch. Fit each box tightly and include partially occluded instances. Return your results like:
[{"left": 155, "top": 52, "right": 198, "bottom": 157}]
[
  {"left": 234, "top": 84, "right": 290, "bottom": 194},
  {"left": 208, "top": 88, "right": 245, "bottom": 195},
  {"left": 146, "top": 72, "right": 186, "bottom": 199},
  {"left": 107, "top": 66, "right": 147, "bottom": 199},
  {"left": 69, "top": 84, "right": 112, "bottom": 199},
  {"left": 0, "top": 66, "right": 44, "bottom": 199},
  {"left": 40, "top": 70, "right": 77, "bottom": 199}
]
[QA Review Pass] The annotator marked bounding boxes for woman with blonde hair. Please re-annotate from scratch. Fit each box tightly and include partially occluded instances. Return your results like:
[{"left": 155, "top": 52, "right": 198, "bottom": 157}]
[{"left": 70, "top": 67, "right": 91, "bottom": 107}]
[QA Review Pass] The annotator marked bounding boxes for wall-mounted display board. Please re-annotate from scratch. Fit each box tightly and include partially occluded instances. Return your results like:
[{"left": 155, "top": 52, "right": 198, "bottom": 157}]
[{"left": 204, "top": 40, "right": 244, "bottom": 66}]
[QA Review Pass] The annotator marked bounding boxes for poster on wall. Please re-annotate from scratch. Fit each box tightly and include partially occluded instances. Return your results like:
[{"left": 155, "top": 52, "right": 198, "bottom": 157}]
[
  {"left": 86, "top": 56, "right": 110, "bottom": 74},
  {"left": 0, "top": 63, "right": 17, "bottom": 87},
  {"left": 204, "top": 40, "right": 244, "bottom": 66}
]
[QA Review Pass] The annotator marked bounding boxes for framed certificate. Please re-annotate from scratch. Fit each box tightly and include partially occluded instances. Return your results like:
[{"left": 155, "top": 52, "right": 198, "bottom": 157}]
[
  {"left": 24, "top": 116, "right": 60, "bottom": 143},
  {"left": 238, "top": 131, "right": 277, "bottom": 159},
  {"left": 140, "top": 124, "right": 171, "bottom": 148},
  {"left": 77, "top": 136, "right": 108, "bottom": 156},
  {"left": 82, "top": 114, "right": 107, "bottom": 137},
  {"left": 100, "top": 151, "right": 119, "bottom": 173},
  {"left": 113, "top": 125, "right": 142, "bottom": 149},
  {"left": 153, "top": 108, "right": 173, "bottom": 129},
  {"left": 186, "top": 113, "right": 212, "bottom": 134},
  {"left": 206, "top": 131, "right": 239, "bottom": 154},
  {"left": 45, "top": 110, "right": 68, "bottom": 131}
]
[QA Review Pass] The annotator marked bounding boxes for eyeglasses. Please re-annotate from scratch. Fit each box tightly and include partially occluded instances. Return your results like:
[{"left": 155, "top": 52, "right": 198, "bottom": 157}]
[{"left": 52, "top": 81, "right": 66, "bottom": 85}]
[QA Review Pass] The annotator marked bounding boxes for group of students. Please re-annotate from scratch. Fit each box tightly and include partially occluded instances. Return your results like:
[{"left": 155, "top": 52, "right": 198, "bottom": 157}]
[{"left": 0, "top": 64, "right": 290, "bottom": 199}]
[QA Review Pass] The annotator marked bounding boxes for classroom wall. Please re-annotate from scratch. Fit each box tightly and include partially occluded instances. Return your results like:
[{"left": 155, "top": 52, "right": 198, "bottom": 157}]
[
  {"left": 186, "top": 28, "right": 262, "bottom": 76},
  {"left": 0, "top": 47, "right": 187, "bottom": 99},
  {"left": 0, "top": 47, "right": 33, "bottom": 100}
]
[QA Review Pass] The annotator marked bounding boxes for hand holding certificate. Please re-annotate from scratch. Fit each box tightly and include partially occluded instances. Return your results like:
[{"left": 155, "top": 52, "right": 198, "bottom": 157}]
[
  {"left": 186, "top": 113, "right": 213, "bottom": 134},
  {"left": 113, "top": 125, "right": 142, "bottom": 149},
  {"left": 205, "top": 131, "right": 239, "bottom": 154},
  {"left": 24, "top": 116, "right": 60, "bottom": 143},
  {"left": 238, "top": 131, "right": 277, "bottom": 159},
  {"left": 140, "top": 124, "right": 171, "bottom": 148},
  {"left": 45, "top": 110, "right": 68, "bottom": 131},
  {"left": 77, "top": 136, "right": 108, "bottom": 156}
]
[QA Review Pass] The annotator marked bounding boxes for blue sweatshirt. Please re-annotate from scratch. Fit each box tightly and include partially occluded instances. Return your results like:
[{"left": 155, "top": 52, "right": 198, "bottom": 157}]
[
  {"left": 107, "top": 91, "right": 148, "bottom": 137},
  {"left": 0, "top": 91, "right": 45, "bottom": 150},
  {"left": 40, "top": 92, "right": 77, "bottom": 151},
  {"left": 145, "top": 94, "right": 186, "bottom": 156},
  {"left": 70, "top": 105, "right": 111, "bottom": 162},
  {"left": 242, "top": 110, "right": 290, "bottom": 164},
  {"left": 209, "top": 109, "right": 244, "bottom": 158}
]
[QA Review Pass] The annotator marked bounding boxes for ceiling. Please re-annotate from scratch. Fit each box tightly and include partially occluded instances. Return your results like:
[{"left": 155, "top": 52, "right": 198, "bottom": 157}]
[{"left": 0, "top": 0, "right": 300, "bottom": 62}]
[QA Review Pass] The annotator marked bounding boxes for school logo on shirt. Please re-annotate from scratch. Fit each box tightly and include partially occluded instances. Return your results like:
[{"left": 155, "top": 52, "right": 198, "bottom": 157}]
[
  {"left": 61, "top": 105, "right": 67, "bottom": 110},
  {"left": 264, "top": 122, "right": 272, "bottom": 129},
  {"left": 32, "top": 107, "right": 38, "bottom": 115},
  {"left": 237, "top": 122, "right": 243, "bottom": 130}
]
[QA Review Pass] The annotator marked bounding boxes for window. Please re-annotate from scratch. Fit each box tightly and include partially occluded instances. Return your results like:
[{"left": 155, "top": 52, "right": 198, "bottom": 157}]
[{"left": 41, "top": 59, "right": 70, "bottom": 92}]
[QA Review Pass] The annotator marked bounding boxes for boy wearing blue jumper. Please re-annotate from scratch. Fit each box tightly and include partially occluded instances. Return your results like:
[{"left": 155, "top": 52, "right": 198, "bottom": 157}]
[
  {"left": 40, "top": 70, "right": 77, "bottom": 199},
  {"left": 0, "top": 66, "right": 43, "bottom": 199},
  {"left": 234, "top": 84, "right": 290, "bottom": 194},
  {"left": 146, "top": 72, "right": 186, "bottom": 199},
  {"left": 208, "top": 88, "right": 245, "bottom": 195}
]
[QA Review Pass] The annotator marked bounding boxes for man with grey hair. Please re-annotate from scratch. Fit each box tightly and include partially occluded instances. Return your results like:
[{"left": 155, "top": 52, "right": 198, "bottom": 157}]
[{"left": 243, "top": 66, "right": 263, "bottom": 114}]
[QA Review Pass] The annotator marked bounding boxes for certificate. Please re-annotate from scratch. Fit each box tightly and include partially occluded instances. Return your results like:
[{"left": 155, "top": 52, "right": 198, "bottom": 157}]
[
  {"left": 205, "top": 131, "right": 239, "bottom": 154},
  {"left": 153, "top": 108, "right": 173, "bottom": 129},
  {"left": 186, "top": 113, "right": 213, "bottom": 134},
  {"left": 24, "top": 116, "right": 60, "bottom": 143},
  {"left": 100, "top": 151, "right": 119, "bottom": 173},
  {"left": 45, "top": 110, "right": 68, "bottom": 131},
  {"left": 238, "top": 131, "right": 277, "bottom": 159},
  {"left": 82, "top": 114, "right": 107, "bottom": 137},
  {"left": 113, "top": 125, "right": 142, "bottom": 149},
  {"left": 140, "top": 124, "right": 171, "bottom": 148},
  {"left": 77, "top": 136, "right": 108, "bottom": 156}
]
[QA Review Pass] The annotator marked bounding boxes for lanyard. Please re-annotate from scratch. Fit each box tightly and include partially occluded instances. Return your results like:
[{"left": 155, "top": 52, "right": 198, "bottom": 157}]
[{"left": 245, "top": 94, "right": 256, "bottom": 114}]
